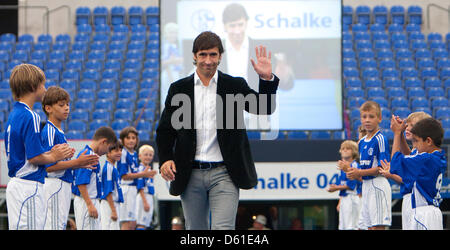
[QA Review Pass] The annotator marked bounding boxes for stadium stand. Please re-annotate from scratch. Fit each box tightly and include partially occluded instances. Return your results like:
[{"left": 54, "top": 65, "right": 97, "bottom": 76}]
[{"left": 0, "top": 4, "right": 449, "bottom": 141}]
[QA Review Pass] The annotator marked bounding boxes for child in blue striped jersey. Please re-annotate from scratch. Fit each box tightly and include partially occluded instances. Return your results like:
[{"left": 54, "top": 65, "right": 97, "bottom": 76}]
[{"left": 41, "top": 86, "right": 99, "bottom": 230}]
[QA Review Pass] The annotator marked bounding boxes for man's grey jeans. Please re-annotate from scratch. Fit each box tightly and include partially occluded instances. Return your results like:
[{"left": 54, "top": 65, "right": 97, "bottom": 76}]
[{"left": 180, "top": 166, "right": 239, "bottom": 230}]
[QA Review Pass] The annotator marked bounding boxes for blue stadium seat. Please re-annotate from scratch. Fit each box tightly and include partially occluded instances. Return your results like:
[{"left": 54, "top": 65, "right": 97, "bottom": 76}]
[
  {"left": 18, "top": 33, "right": 34, "bottom": 43},
  {"left": 89, "top": 119, "right": 109, "bottom": 131},
  {"left": 126, "top": 50, "right": 144, "bottom": 60},
  {"left": 381, "top": 68, "right": 399, "bottom": 79},
  {"left": 71, "top": 109, "right": 89, "bottom": 121},
  {"left": 423, "top": 77, "right": 441, "bottom": 89},
  {"left": 131, "top": 24, "right": 147, "bottom": 33},
  {"left": 386, "top": 87, "right": 406, "bottom": 99},
  {"left": 74, "top": 99, "right": 93, "bottom": 110},
  {"left": 440, "top": 67, "right": 450, "bottom": 80},
  {"left": 92, "top": 109, "right": 111, "bottom": 120},
  {"left": 122, "top": 69, "right": 140, "bottom": 80},
  {"left": 370, "top": 96, "right": 388, "bottom": 108},
  {"left": 390, "top": 5, "right": 405, "bottom": 25},
  {"left": 120, "top": 79, "right": 138, "bottom": 89},
  {"left": 111, "top": 119, "right": 130, "bottom": 131},
  {"left": 65, "top": 60, "right": 83, "bottom": 72},
  {"left": 71, "top": 42, "right": 88, "bottom": 52},
  {"left": 83, "top": 69, "right": 101, "bottom": 81},
  {"left": 88, "top": 50, "right": 105, "bottom": 60},
  {"left": 104, "top": 60, "right": 121, "bottom": 71},
  {"left": 143, "top": 59, "right": 159, "bottom": 69},
  {"left": 12, "top": 50, "right": 28, "bottom": 61},
  {"left": 114, "top": 109, "right": 134, "bottom": 120},
  {"left": 431, "top": 96, "right": 449, "bottom": 110},
  {"left": 62, "top": 69, "right": 80, "bottom": 81},
  {"left": 138, "top": 130, "right": 151, "bottom": 141},
  {"left": 441, "top": 118, "right": 450, "bottom": 128},
  {"left": 74, "top": 33, "right": 90, "bottom": 43},
  {"left": 128, "top": 40, "right": 145, "bottom": 50},
  {"left": 390, "top": 96, "right": 409, "bottom": 109},
  {"left": 427, "top": 87, "right": 445, "bottom": 99},
  {"left": 345, "top": 77, "right": 362, "bottom": 88},
  {"left": 137, "top": 99, "right": 156, "bottom": 109},
  {"left": 349, "top": 108, "right": 360, "bottom": 121},
  {"left": 99, "top": 79, "right": 118, "bottom": 90},
  {"left": 129, "top": 6, "right": 144, "bottom": 25},
  {"left": 343, "top": 67, "right": 359, "bottom": 78},
  {"left": 31, "top": 50, "right": 48, "bottom": 61},
  {"left": 407, "top": 5, "right": 422, "bottom": 25},
  {"left": 346, "top": 87, "right": 364, "bottom": 98},
  {"left": 407, "top": 87, "right": 425, "bottom": 99},
  {"left": 116, "top": 98, "right": 134, "bottom": 110},
  {"left": 145, "top": 49, "right": 159, "bottom": 59},
  {"left": 347, "top": 97, "right": 366, "bottom": 109},
  {"left": 65, "top": 130, "right": 84, "bottom": 139},
  {"left": 380, "top": 119, "right": 390, "bottom": 129},
  {"left": 373, "top": 5, "right": 388, "bottom": 24},
  {"left": 93, "top": 6, "right": 108, "bottom": 25},
  {"left": 109, "top": 41, "right": 127, "bottom": 52},
  {"left": 135, "top": 108, "right": 154, "bottom": 120},
  {"left": 404, "top": 77, "right": 422, "bottom": 88},
  {"left": 392, "top": 107, "right": 411, "bottom": 119},
  {"left": 410, "top": 97, "right": 429, "bottom": 110},
  {"left": 77, "top": 24, "right": 92, "bottom": 34},
  {"left": 107, "top": 50, "right": 124, "bottom": 60},
  {"left": 124, "top": 59, "right": 142, "bottom": 70},
  {"left": 118, "top": 89, "right": 137, "bottom": 99},
  {"left": 79, "top": 80, "right": 97, "bottom": 91},
  {"left": 417, "top": 58, "right": 435, "bottom": 69},
  {"left": 92, "top": 33, "right": 109, "bottom": 43},
  {"left": 142, "top": 68, "right": 158, "bottom": 79},
  {"left": 379, "top": 58, "right": 396, "bottom": 69},
  {"left": 111, "top": 6, "right": 126, "bottom": 25},
  {"left": 359, "top": 58, "right": 377, "bottom": 69},
  {"left": 286, "top": 131, "right": 308, "bottom": 140},
  {"left": 102, "top": 69, "right": 120, "bottom": 80},
  {"left": 97, "top": 89, "right": 115, "bottom": 100},
  {"left": 361, "top": 68, "right": 379, "bottom": 79},
  {"left": 95, "top": 99, "right": 113, "bottom": 110},
  {"left": 401, "top": 68, "right": 419, "bottom": 79},
  {"left": 85, "top": 60, "right": 103, "bottom": 71},
  {"left": 145, "top": 6, "right": 159, "bottom": 25},
  {"left": 413, "top": 106, "right": 432, "bottom": 115},
  {"left": 366, "top": 87, "right": 385, "bottom": 99},
  {"left": 136, "top": 120, "right": 152, "bottom": 131},
  {"left": 310, "top": 131, "right": 331, "bottom": 140},
  {"left": 138, "top": 89, "right": 157, "bottom": 99},
  {"left": 68, "top": 120, "right": 87, "bottom": 131},
  {"left": 355, "top": 5, "right": 371, "bottom": 25},
  {"left": 433, "top": 49, "right": 449, "bottom": 60},
  {"left": 381, "top": 107, "right": 391, "bottom": 119},
  {"left": 395, "top": 49, "right": 413, "bottom": 60},
  {"left": 435, "top": 107, "right": 450, "bottom": 120},
  {"left": 76, "top": 7, "right": 91, "bottom": 25}
]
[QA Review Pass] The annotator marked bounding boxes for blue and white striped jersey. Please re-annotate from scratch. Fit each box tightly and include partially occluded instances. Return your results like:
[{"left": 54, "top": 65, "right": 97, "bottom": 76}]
[
  {"left": 358, "top": 130, "right": 391, "bottom": 180},
  {"left": 40, "top": 120, "right": 73, "bottom": 183},
  {"left": 72, "top": 145, "right": 101, "bottom": 199},
  {"left": 4, "top": 102, "right": 47, "bottom": 183},
  {"left": 137, "top": 163, "right": 155, "bottom": 195},
  {"left": 338, "top": 160, "right": 361, "bottom": 197},
  {"left": 100, "top": 160, "right": 124, "bottom": 203},
  {"left": 117, "top": 149, "right": 139, "bottom": 186},
  {"left": 391, "top": 150, "right": 447, "bottom": 208}
]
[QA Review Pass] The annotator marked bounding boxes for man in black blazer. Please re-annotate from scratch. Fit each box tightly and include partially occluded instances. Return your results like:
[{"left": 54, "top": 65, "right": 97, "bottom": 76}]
[{"left": 156, "top": 31, "right": 279, "bottom": 230}]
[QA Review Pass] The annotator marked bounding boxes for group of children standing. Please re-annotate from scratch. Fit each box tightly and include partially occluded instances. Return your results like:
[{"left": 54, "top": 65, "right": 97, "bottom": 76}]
[
  {"left": 328, "top": 100, "right": 447, "bottom": 230},
  {"left": 4, "top": 63, "right": 157, "bottom": 230}
]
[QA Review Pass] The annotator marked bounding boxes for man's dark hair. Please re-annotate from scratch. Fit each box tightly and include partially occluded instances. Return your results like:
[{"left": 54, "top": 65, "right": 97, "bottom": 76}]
[
  {"left": 192, "top": 31, "right": 224, "bottom": 55},
  {"left": 93, "top": 126, "right": 117, "bottom": 144},
  {"left": 410, "top": 118, "right": 444, "bottom": 147},
  {"left": 222, "top": 3, "right": 249, "bottom": 24}
]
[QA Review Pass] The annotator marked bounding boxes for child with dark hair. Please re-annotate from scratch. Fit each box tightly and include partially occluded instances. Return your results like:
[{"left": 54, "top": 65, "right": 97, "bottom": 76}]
[{"left": 381, "top": 118, "right": 446, "bottom": 230}]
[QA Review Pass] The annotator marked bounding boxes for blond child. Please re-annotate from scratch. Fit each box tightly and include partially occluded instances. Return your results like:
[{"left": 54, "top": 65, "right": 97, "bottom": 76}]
[
  {"left": 135, "top": 145, "right": 158, "bottom": 230},
  {"left": 345, "top": 101, "right": 392, "bottom": 230},
  {"left": 329, "top": 140, "right": 361, "bottom": 230}
]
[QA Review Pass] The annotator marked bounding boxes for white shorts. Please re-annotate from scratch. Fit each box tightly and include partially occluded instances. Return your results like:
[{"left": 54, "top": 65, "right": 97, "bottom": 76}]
[
  {"left": 358, "top": 176, "right": 392, "bottom": 229},
  {"left": 339, "top": 193, "right": 361, "bottom": 230},
  {"left": 73, "top": 196, "right": 101, "bottom": 230},
  {"left": 100, "top": 200, "right": 121, "bottom": 230},
  {"left": 6, "top": 177, "right": 46, "bottom": 230},
  {"left": 401, "top": 193, "right": 414, "bottom": 230},
  {"left": 136, "top": 192, "right": 154, "bottom": 227},
  {"left": 43, "top": 178, "right": 72, "bottom": 230},
  {"left": 412, "top": 205, "right": 443, "bottom": 230},
  {"left": 119, "top": 185, "right": 137, "bottom": 222}
]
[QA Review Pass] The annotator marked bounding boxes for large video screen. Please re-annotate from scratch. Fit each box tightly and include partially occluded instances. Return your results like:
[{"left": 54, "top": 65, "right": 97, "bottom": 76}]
[{"left": 160, "top": 0, "right": 342, "bottom": 130}]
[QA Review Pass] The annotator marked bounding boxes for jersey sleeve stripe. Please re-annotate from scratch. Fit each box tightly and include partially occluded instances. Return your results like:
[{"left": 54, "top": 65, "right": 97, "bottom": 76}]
[{"left": 376, "top": 134, "right": 385, "bottom": 153}]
